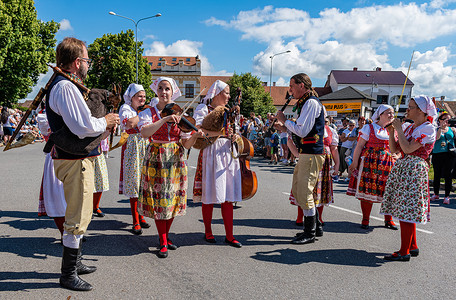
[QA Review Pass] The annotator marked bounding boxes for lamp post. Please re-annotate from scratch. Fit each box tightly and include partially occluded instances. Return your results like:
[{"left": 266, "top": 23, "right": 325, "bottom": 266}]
[
  {"left": 269, "top": 50, "right": 291, "bottom": 94},
  {"left": 109, "top": 11, "right": 161, "bottom": 83}
]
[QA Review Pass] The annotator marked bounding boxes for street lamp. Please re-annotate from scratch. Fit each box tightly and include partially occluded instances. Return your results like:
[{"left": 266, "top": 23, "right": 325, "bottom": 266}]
[
  {"left": 269, "top": 50, "right": 291, "bottom": 94},
  {"left": 109, "top": 11, "right": 161, "bottom": 83}
]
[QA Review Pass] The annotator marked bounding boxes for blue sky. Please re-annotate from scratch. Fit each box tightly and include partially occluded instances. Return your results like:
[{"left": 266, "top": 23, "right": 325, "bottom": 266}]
[{"left": 29, "top": 0, "right": 456, "bottom": 100}]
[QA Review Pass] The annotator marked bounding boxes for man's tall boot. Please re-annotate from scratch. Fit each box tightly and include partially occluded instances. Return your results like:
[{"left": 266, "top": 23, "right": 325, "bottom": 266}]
[
  {"left": 291, "top": 215, "right": 316, "bottom": 244},
  {"left": 76, "top": 240, "right": 97, "bottom": 275},
  {"left": 315, "top": 208, "right": 323, "bottom": 237},
  {"left": 60, "top": 246, "right": 93, "bottom": 291}
]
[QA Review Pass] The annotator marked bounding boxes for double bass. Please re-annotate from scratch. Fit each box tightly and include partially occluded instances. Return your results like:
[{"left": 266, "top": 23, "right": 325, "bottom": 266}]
[{"left": 229, "top": 88, "right": 258, "bottom": 200}]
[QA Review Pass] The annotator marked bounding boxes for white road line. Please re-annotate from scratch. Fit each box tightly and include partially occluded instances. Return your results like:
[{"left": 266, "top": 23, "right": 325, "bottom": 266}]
[{"left": 282, "top": 192, "right": 434, "bottom": 234}]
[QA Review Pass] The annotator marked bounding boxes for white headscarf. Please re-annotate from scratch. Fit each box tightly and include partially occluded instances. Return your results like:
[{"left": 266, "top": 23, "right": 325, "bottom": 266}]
[
  {"left": 149, "top": 77, "right": 182, "bottom": 101},
  {"left": 372, "top": 104, "right": 394, "bottom": 123},
  {"left": 123, "top": 83, "right": 145, "bottom": 105},
  {"left": 413, "top": 95, "right": 438, "bottom": 125},
  {"left": 202, "top": 80, "right": 228, "bottom": 105}
]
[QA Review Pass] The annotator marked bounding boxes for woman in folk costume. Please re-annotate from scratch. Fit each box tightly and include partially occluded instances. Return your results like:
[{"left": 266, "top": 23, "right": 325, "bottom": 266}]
[
  {"left": 380, "top": 96, "right": 437, "bottom": 261},
  {"left": 138, "top": 77, "right": 203, "bottom": 258},
  {"left": 193, "top": 80, "right": 243, "bottom": 248},
  {"left": 289, "top": 117, "right": 340, "bottom": 237},
  {"left": 347, "top": 104, "right": 398, "bottom": 230},
  {"left": 118, "top": 83, "right": 151, "bottom": 235},
  {"left": 37, "top": 106, "right": 66, "bottom": 237}
]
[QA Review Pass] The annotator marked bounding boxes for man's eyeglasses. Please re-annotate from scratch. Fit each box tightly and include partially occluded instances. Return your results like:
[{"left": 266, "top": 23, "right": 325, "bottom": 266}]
[{"left": 79, "top": 57, "right": 92, "bottom": 68}]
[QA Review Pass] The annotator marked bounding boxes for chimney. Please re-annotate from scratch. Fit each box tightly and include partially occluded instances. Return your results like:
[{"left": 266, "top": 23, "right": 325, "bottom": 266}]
[
  {"left": 262, "top": 82, "right": 267, "bottom": 86},
  {"left": 273, "top": 82, "right": 276, "bottom": 87},
  {"left": 353, "top": 67, "right": 358, "bottom": 71},
  {"left": 376, "top": 67, "right": 382, "bottom": 71}
]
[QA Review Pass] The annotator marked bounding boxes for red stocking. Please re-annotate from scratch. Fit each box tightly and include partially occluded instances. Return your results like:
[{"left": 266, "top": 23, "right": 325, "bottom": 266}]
[
  {"left": 155, "top": 220, "right": 168, "bottom": 251},
  {"left": 166, "top": 218, "right": 174, "bottom": 240},
  {"left": 410, "top": 226, "right": 418, "bottom": 251},
  {"left": 384, "top": 214, "right": 396, "bottom": 226},
  {"left": 399, "top": 221, "right": 415, "bottom": 256},
  {"left": 129, "top": 198, "right": 140, "bottom": 227},
  {"left": 202, "top": 204, "right": 214, "bottom": 239},
  {"left": 221, "top": 202, "right": 235, "bottom": 242},
  {"left": 317, "top": 206, "right": 324, "bottom": 224},
  {"left": 93, "top": 192, "right": 102, "bottom": 211},
  {"left": 296, "top": 207, "right": 304, "bottom": 223},
  {"left": 53, "top": 217, "right": 65, "bottom": 236},
  {"left": 360, "top": 201, "right": 373, "bottom": 225}
]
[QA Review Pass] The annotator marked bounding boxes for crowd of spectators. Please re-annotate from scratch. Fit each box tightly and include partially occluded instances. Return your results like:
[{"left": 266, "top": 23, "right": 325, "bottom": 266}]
[{"left": 0, "top": 106, "right": 44, "bottom": 147}]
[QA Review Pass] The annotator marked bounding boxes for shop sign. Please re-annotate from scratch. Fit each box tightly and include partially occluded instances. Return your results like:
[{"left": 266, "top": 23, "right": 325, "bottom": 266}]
[{"left": 323, "top": 102, "right": 361, "bottom": 112}]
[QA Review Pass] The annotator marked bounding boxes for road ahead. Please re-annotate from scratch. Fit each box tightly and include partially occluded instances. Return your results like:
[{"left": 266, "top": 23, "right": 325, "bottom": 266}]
[{"left": 0, "top": 141, "right": 455, "bottom": 299}]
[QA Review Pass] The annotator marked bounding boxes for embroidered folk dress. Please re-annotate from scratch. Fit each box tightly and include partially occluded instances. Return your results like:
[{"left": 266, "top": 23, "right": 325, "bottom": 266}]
[
  {"left": 347, "top": 123, "right": 394, "bottom": 203},
  {"left": 137, "top": 106, "right": 189, "bottom": 220},
  {"left": 118, "top": 104, "right": 149, "bottom": 197},
  {"left": 380, "top": 122, "right": 435, "bottom": 224},
  {"left": 192, "top": 103, "right": 242, "bottom": 204},
  {"left": 289, "top": 125, "right": 338, "bottom": 206}
]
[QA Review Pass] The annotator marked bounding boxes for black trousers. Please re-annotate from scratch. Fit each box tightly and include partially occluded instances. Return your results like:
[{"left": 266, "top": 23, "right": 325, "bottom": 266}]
[{"left": 431, "top": 152, "right": 454, "bottom": 197}]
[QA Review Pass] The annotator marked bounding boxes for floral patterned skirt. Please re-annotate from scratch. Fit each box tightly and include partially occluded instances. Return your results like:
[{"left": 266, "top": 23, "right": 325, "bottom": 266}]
[
  {"left": 290, "top": 153, "right": 333, "bottom": 207},
  {"left": 348, "top": 147, "right": 393, "bottom": 203},
  {"left": 138, "top": 142, "right": 187, "bottom": 220},
  {"left": 94, "top": 154, "right": 109, "bottom": 193},
  {"left": 380, "top": 155, "right": 430, "bottom": 224},
  {"left": 119, "top": 133, "right": 148, "bottom": 198}
]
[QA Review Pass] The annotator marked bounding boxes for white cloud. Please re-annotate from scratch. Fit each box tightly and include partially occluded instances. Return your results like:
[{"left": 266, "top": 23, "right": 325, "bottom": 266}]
[
  {"left": 253, "top": 40, "right": 391, "bottom": 79},
  {"left": 207, "top": 3, "right": 456, "bottom": 100},
  {"left": 206, "top": 4, "right": 456, "bottom": 47},
  {"left": 144, "top": 39, "right": 227, "bottom": 75},
  {"left": 405, "top": 47, "right": 456, "bottom": 99},
  {"left": 59, "top": 19, "right": 73, "bottom": 31}
]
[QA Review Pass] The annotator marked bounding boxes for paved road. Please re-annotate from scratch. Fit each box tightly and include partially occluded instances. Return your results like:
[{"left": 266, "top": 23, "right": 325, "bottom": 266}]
[{"left": 0, "top": 141, "right": 455, "bottom": 299}]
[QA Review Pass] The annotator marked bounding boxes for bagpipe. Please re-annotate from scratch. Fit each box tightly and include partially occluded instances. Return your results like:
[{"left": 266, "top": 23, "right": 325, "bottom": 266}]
[{"left": 4, "top": 64, "right": 122, "bottom": 156}]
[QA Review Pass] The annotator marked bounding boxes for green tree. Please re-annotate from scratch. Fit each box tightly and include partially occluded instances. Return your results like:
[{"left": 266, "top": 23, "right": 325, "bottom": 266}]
[
  {"left": 86, "top": 30, "right": 153, "bottom": 100},
  {"left": 0, "top": 0, "right": 59, "bottom": 106},
  {"left": 227, "top": 72, "right": 276, "bottom": 118}
]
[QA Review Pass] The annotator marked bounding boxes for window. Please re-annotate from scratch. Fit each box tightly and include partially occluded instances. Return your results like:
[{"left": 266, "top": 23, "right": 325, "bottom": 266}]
[
  {"left": 172, "top": 58, "right": 177, "bottom": 62},
  {"left": 148, "top": 62, "right": 153, "bottom": 66},
  {"left": 186, "top": 58, "right": 190, "bottom": 62},
  {"left": 158, "top": 63, "right": 161, "bottom": 66},
  {"left": 376, "top": 95, "right": 388, "bottom": 104},
  {"left": 185, "top": 84, "right": 194, "bottom": 98}
]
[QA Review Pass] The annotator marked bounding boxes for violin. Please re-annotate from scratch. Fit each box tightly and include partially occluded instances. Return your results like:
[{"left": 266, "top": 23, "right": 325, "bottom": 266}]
[
  {"left": 161, "top": 103, "right": 198, "bottom": 133},
  {"left": 161, "top": 103, "right": 213, "bottom": 144}
]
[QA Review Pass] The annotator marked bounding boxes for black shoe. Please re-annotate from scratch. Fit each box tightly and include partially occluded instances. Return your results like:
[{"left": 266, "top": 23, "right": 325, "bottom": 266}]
[
  {"left": 384, "top": 221, "right": 398, "bottom": 230},
  {"left": 93, "top": 209, "right": 105, "bottom": 218},
  {"left": 225, "top": 238, "right": 242, "bottom": 248},
  {"left": 360, "top": 224, "right": 369, "bottom": 229},
  {"left": 131, "top": 224, "right": 143, "bottom": 235},
  {"left": 384, "top": 253, "right": 411, "bottom": 261},
  {"left": 76, "top": 242, "right": 96, "bottom": 275},
  {"left": 410, "top": 248, "right": 419, "bottom": 257},
  {"left": 60, "top": 246, "right": 93, "bottom": 291},
  {"left": 291, "top": 215, "right": 316, "bottom": 244},
  {"left": 204, "top": 235, "right": 217, "bottom": 244},
  {"left": 316, "top": 227, "right": 323, "bottom": 237},
  {"left": 167, "top": 240, "right": 178, "bottom": 250},
  {"left": 139, "top": 220, "right": 151, "bottom": 228},
  {"left": 291, "top": 231, "right": 315, "bottom": 244},
  {"left": 157, "top": 246, "right": 168, "bottom": 258}
]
